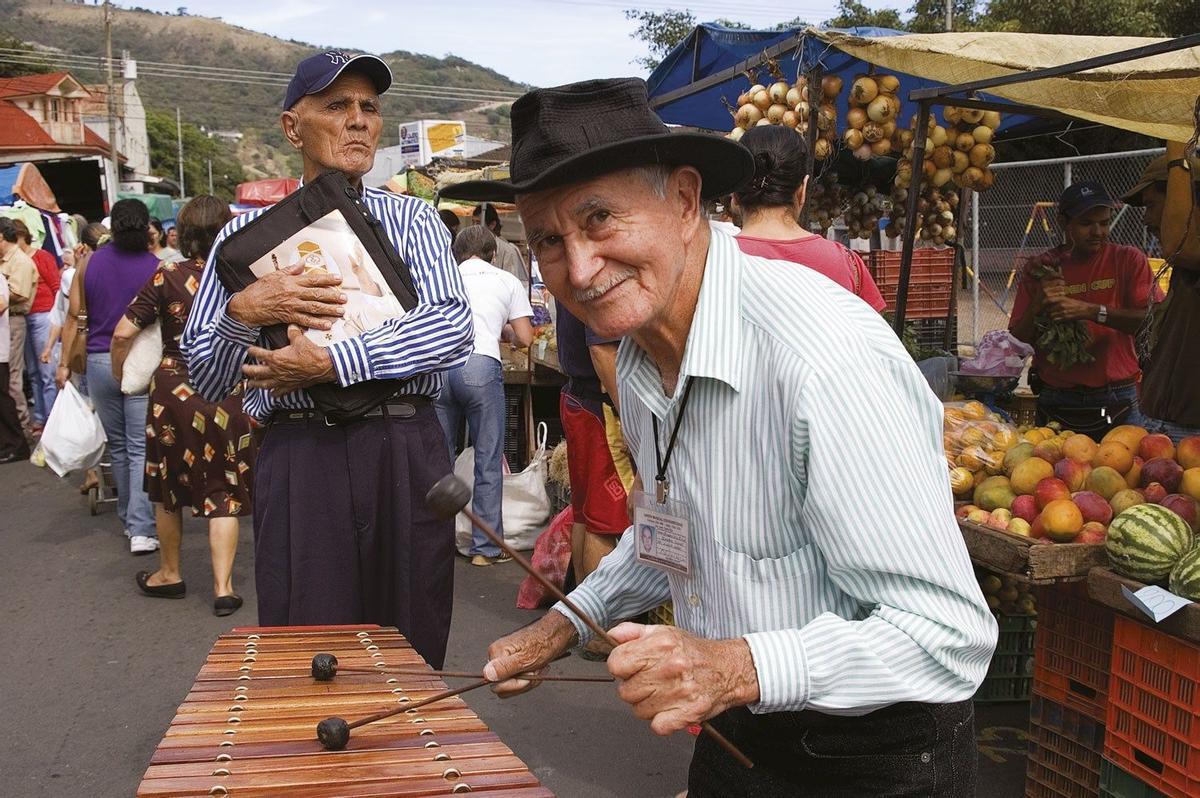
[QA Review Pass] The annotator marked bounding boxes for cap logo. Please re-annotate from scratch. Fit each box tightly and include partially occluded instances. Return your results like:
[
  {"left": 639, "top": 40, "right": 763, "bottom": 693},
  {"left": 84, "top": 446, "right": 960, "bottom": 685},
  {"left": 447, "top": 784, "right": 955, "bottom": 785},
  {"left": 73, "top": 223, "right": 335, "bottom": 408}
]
[
  {"left": 324, "top": 51, "right": 351, "bottom": 65},
  {"left": 1080, "top": 187, "right": 1094, "bottom": 196}
]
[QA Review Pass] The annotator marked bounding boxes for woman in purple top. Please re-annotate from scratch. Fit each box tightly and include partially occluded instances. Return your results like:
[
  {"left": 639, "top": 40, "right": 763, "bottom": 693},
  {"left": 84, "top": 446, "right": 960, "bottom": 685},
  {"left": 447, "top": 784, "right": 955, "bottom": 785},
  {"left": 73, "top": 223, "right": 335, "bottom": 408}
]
[{"left": 60, "top": 199, "right": 161, "bottom": 555}]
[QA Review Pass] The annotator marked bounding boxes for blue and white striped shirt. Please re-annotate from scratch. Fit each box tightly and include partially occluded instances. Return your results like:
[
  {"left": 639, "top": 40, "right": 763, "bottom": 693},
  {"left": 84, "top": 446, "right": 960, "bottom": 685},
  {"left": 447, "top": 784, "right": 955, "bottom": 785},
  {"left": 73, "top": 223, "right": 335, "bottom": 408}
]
[
  {"left": 182, "top": 187, "right": 472, "bottom": 421},
  {"left": 554, "top": 228, "right": 997, "bottom": 715}
]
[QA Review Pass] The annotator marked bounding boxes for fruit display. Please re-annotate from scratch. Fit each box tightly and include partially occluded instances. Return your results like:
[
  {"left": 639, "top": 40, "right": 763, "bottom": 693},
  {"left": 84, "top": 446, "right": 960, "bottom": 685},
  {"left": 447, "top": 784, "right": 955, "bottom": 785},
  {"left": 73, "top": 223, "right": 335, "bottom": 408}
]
[
  {"left": 1106, "top": 503, "right": 1194, "bottom": 583},
  {"left": 727, "top": 65, "right": 815, "bottom": 143},
  {"left": 1169, "top": 546, "right": 1200, "bottom": 600},
  {"left": 949, "top": 411, "right": 1200, "bottom": 554},
  {"left": 977, "top": 567, "right": 1038, "bottom": 616}
]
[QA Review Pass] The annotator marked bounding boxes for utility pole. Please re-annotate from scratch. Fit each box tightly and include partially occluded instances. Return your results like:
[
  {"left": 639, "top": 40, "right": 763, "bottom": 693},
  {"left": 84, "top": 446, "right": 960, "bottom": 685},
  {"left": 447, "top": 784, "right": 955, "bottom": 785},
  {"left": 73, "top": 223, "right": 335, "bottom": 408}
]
[
  {"left": 207, "top": 159, "right": 213, "bottom": 194},
  {"left": 945, "top": 0, "right": 953, "bottom": 30},
  {"left": 104, "top": 0, "right": 117, "bottom": 205},
  {"left": 176, "top": 107, "right": 185, "bottom": 197}
]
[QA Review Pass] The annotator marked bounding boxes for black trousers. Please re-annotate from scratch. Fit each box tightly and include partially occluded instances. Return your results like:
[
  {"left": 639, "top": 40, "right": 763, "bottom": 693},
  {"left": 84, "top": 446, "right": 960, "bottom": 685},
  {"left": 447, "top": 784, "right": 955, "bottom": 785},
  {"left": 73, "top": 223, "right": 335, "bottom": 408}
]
[
  {"left": 688, "top": 700, "right": 977, "bottom": 797},
  {"left": 0, "top": 363, "right": 28, "bottom": 456},
  {"left": 253, "top": 404, "right": 455, "bottom": 668}
]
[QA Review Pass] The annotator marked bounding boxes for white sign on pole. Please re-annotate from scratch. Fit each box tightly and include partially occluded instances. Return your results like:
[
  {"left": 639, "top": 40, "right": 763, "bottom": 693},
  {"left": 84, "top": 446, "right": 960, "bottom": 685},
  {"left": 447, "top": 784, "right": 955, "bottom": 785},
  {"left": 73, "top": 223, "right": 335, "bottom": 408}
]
[{"left": 397, "top": 120, "right": 467, "bottom": 168}]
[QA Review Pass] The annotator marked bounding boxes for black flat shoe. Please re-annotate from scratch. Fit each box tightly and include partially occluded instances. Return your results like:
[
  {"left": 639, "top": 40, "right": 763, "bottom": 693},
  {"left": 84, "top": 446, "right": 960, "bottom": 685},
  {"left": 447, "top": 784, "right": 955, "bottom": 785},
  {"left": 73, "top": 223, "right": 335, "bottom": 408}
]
[
  {"left": 214, "top": 594, "right": 243, "bottom": 617},
  {"left": 136, "top": 570, "right": 186, "bottom": 598}
]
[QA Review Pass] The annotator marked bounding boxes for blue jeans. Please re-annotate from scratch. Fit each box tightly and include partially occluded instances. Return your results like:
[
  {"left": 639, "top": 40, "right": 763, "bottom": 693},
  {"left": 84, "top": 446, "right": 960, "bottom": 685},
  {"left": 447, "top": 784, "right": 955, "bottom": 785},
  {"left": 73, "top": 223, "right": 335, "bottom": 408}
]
[
  {"left": 1138, "top": 414, "right": 1200, "bottom": 445},
  {"left": 1036, "top": 383, "right": 1139, "bottom": 441},
  {"left": 436, "top": 354, "right": 505, "bottom": 557},
  {"left": 24, "top": 311, "right": 56, "bottom": 425},
  {"left": 87, "top": 352, "right": 155, "bottom": 539}
]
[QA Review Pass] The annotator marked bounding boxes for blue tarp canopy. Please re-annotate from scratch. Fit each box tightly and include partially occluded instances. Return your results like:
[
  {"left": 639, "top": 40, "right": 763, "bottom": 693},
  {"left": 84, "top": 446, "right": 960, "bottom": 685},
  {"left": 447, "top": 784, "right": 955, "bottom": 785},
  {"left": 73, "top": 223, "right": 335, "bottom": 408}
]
[{"left": 647, "top": 25, "right": 1031, "bottom": 134}]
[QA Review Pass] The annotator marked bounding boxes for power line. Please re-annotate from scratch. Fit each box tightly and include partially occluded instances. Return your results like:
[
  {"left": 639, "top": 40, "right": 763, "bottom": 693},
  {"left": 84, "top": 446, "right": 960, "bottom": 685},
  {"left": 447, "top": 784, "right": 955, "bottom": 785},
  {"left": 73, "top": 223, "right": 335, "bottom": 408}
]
[{"left": 0, "top": 48, "right": 524, "bottom": 101}]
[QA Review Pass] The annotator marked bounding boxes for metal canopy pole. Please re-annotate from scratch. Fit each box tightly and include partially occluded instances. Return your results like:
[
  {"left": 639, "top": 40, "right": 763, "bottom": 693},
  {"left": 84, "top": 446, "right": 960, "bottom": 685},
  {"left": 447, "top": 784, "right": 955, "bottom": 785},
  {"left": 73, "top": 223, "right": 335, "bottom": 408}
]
[
  {"left": 800, "top": 64, "right": 823, "bottom": 229},
  {"left": 893, "top": 99, "right": 932, "bottom": 335}
]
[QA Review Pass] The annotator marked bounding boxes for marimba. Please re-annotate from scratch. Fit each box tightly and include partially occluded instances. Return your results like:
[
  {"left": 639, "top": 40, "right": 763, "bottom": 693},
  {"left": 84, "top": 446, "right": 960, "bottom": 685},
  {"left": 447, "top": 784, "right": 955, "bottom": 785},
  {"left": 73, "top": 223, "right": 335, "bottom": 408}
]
[{"left": 136, "top": 625, "right": 555, "bottom": 797}]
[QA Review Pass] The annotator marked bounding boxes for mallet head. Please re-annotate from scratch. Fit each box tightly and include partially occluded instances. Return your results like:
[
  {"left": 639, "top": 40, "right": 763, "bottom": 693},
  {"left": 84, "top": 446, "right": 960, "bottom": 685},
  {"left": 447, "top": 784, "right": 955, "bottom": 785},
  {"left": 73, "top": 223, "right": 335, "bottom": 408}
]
[
  {"left": 426, "top": 474, "right": 471, "bottom": 519},
  {"left": 311, "top": 653, "right": 338, "bottom": 681},
  {"left": 317, "top": 716, "right": 351, "bottom": 750}
]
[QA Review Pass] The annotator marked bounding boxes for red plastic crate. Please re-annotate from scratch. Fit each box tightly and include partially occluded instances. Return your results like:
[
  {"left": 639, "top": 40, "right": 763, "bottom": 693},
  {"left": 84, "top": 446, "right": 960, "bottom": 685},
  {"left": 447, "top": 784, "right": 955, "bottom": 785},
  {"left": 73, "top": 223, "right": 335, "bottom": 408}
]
[
  {"left": 1104, "top": 616, "right": 1200, "bottom": 798},
  {"left": 1026, "top": 694, "right": 1106, "bottom": 797},
  {"left": 1032, "top": 583, "right": 1115, "bottom": 723},
  {"left": 870, "top": 248, "right": 955, "bottom": 319}
]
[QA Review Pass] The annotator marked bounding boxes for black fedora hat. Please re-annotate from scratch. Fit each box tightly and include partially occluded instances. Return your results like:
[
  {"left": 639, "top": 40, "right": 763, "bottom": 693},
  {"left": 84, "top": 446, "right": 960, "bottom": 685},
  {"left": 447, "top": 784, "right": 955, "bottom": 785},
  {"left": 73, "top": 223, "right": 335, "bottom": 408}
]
[{"left": 440, "top": 78, "right": 753, "bottom": 203}]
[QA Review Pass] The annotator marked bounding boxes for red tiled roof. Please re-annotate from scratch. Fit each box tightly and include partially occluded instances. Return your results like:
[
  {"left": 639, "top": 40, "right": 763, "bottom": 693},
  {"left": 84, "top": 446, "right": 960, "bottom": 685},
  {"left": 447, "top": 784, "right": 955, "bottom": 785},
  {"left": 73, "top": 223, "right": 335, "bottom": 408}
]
[
  {"left": 0, "top": 98, "right": 118, "bottom": 159},
  {"left": 0, "top": 102, "right": 54, "bottom": 146},
  {"left": 0, "top": 71, "right": 78, "bottom": 100}
]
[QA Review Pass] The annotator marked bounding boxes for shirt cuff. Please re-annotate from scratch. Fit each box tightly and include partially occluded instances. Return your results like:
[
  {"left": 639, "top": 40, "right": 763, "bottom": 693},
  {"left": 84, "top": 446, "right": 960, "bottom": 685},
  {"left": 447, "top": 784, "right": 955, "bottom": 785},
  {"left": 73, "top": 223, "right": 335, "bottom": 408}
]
[
  {"left": 550, "top": 583, "right": 610, "bottom": 647},
  {"left": 326, "top": 336, "right": 372, "bottom": 386},
  {"left": 215, "top": 302, "right": 260, "bottom": 346},
  {"left": 743, "top": 629, "right": 810, "bottom": 714}
]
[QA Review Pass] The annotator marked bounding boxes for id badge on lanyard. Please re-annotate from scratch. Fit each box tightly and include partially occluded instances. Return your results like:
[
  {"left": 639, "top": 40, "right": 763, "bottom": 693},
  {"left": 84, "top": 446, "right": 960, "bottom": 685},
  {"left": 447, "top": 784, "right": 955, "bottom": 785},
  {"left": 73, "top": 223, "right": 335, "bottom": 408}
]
[
  {"left": 634, "top": 376, "right": 695, "bottom": 577},
  {"left": 633, "top": 489, "right": 692, "bottom": 576}
]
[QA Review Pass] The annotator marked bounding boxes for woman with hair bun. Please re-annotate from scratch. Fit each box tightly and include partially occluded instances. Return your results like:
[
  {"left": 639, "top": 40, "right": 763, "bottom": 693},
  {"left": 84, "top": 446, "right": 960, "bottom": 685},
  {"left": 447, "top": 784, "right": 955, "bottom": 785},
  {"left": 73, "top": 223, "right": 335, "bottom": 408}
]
[{"left": 731, "top": 125, "right": 886, "bottom": 312}]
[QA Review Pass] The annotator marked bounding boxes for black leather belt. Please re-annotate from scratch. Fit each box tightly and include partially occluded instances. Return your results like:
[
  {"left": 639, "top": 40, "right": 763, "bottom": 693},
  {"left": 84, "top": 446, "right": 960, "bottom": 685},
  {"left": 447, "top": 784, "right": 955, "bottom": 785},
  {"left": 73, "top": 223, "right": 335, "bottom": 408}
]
[{"left": 268, "top": 396, "right": 431, "bottom": 426}]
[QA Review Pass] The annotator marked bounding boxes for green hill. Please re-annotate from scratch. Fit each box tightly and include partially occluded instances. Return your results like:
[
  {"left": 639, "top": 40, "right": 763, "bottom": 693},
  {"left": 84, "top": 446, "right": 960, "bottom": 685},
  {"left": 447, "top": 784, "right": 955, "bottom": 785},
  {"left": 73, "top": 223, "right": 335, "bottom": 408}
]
[{"left": 0, "top": 0, "right": 524, "bottom": 190}]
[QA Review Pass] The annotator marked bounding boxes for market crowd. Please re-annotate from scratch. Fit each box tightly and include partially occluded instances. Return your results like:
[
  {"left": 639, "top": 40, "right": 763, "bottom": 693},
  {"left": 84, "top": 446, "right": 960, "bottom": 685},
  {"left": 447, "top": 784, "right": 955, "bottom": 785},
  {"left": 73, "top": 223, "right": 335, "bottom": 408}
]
[{"left": 2, "top": 47, "right": 1197, "bottom": 796}]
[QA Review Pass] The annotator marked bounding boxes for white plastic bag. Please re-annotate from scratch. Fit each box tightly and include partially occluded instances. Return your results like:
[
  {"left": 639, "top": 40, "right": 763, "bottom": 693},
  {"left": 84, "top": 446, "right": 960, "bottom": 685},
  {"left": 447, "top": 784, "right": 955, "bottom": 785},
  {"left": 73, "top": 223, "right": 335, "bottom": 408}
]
[
  {"left": 121, "top": 320, "right": 162, "bottom": 395},
  {"left": 455, "top": 423, "right": 552, "bottom": 555},
  {"left": 40, "top": 382, "right": 107, "bottom": 476}
]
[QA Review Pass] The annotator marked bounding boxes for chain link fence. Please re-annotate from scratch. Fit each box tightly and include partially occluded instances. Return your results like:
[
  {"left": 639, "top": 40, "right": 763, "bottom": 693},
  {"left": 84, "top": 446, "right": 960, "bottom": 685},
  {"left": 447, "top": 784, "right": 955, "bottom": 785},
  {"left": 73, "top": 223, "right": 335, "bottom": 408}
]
[{"left": 959, "top": 148, "right": 1164, "bottom": 349}]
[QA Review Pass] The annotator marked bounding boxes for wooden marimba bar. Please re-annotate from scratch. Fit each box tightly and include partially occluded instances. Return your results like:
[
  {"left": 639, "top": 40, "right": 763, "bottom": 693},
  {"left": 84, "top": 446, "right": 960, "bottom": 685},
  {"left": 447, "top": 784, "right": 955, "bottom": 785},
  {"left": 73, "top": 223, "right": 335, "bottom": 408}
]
[{"left": 136, "top": 625, "right": 555, "bottom": 797}]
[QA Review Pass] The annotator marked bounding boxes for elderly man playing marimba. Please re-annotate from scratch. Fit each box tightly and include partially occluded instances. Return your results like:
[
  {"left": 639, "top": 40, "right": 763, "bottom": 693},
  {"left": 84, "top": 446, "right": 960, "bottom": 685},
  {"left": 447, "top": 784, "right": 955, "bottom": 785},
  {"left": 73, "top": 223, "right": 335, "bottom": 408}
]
[
  {"left": 184, "top": 51, "right": 472, "bottom": 668},
  {"left": 443, "top": 78, "right": 998, "bottom": 796}
]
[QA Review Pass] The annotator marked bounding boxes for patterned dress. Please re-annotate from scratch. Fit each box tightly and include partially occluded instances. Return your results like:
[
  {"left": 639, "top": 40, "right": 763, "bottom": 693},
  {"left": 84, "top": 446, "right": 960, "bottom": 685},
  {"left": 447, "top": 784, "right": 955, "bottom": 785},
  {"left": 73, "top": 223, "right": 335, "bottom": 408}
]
[{"left": 125, "top": 260, "right": 255, "bottom": 517}]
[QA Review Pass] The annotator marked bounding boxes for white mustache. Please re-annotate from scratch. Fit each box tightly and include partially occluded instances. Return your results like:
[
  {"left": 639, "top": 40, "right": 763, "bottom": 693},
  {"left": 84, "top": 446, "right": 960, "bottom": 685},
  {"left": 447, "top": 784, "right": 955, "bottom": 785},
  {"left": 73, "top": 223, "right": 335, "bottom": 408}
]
[{"left": 574, "top": 269, "right": 635, "bottom": 302}]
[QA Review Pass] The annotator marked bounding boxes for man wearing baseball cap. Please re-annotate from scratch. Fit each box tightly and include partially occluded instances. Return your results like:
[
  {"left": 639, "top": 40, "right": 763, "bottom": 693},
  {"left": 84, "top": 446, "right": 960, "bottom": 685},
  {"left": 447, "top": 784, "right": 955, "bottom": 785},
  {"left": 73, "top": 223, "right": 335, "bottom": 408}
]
[
  {"left": 182, "top": 51, "right": 473, "bottom": 668},
  {"left": 1009, "top": 180, "right": 1157, "bottom": 438},
  {"left": 445, "top": 78, "right": 995, "bottom": 795},
  {"left": 1122, "top": 142, "right": 1200, "bottom": 443}
]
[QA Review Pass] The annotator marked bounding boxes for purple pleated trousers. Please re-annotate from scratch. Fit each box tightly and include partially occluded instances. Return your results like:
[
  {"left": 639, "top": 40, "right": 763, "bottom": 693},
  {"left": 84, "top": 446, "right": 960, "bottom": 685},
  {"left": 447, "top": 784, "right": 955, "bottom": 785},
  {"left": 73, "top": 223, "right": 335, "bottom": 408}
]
[{"left": 253, "top": 404, "right": 455, "bottom": 668}]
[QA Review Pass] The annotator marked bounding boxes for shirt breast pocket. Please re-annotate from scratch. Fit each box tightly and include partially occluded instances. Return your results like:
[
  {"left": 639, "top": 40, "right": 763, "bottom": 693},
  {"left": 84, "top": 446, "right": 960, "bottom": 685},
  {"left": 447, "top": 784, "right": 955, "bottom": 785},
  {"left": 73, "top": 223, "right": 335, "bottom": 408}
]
[{"left": 711, "top": 542, "right": 822, "bottom": 634}]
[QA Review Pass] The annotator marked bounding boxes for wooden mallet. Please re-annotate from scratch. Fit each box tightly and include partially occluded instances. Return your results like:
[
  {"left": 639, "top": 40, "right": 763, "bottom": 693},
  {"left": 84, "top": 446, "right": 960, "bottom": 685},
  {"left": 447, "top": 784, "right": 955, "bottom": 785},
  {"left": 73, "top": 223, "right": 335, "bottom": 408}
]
[{"left": 424, "top": 473, "right": 754, "bottom": 769}]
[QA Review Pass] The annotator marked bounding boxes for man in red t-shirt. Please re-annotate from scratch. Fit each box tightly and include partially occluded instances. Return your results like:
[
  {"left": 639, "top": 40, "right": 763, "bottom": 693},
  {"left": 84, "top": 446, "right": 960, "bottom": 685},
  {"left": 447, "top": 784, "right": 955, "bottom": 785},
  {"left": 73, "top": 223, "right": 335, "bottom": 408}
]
[
  {"left": 1009, "top": 181, "right": 1155, "bottom": 439},
  {"left": 11, "top": 220, "right": 60, "bottom": 429}
]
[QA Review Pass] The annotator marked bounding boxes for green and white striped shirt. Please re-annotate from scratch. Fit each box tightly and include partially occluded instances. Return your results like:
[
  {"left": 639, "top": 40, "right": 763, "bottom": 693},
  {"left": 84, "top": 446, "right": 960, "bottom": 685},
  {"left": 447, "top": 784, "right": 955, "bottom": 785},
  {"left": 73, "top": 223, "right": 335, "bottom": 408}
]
[{"left": 553, "top": 227, "right": 997, "bottom": 715}]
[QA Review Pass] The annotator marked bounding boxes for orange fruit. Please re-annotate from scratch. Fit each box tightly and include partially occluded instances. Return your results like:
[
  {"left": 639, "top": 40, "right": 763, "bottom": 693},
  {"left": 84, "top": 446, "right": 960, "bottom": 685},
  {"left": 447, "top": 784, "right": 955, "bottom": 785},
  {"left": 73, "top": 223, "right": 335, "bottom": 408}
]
[
  {"left": 1181, "top": 467, "right": 1200, "bottom": 503},
  {"left": 1103, "top": 424, "right": 1149, "bottom": 453},
  {"left": 1061, "top": 434, "right": 1098, "bottom": 464},
  {"left": 1011, "top": 457, "right": 1055, "bottom": 495},
  {"left": 1041, "top": 499, "right": 1084, "bottom": 542},
  {"left": 1092, "top": 441, "right": 1134, "bottom": 475}
]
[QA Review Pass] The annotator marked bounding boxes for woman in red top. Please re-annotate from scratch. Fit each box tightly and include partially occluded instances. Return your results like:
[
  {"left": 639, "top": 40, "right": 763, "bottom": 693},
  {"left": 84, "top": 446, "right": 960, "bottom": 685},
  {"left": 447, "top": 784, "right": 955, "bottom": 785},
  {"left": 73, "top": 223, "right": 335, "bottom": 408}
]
[
  {"left": 1009, "top": 181, "right": 1154, "bottom": 439},
  {"left": 10, "top": 219, "right": 60, "bottom": 430},
  {"left": 731, "top": 124, "right": 886, "bottom": 312}
]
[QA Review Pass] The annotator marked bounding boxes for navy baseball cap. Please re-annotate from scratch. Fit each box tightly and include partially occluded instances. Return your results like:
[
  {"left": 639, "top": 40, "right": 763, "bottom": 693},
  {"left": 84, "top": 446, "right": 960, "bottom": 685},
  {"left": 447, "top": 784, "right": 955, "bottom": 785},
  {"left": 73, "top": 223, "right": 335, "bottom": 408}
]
[
  {"left": 1058, "top": 181, "right": 1116, "bottom": 220},
  {"left": 284, "top": 51, "right": 393, "bottom": 111}
]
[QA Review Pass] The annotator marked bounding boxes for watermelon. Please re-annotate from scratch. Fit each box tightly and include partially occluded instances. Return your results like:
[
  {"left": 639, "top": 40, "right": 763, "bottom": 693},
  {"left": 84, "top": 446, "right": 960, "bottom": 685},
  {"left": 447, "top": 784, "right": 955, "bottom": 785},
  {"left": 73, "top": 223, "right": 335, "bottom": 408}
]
[
  {"left": 1169, "top": 547, "right": 1200, "bottom": 600},
  {"left": 1106, "top": 504, "right": 1194, "bottom": 583}
]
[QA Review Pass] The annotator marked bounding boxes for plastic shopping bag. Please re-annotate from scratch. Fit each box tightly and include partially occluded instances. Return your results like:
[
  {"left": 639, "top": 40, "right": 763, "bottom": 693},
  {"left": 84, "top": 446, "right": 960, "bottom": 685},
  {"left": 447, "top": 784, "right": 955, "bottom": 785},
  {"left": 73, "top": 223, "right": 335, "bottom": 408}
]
[
  {"left": 40, "top": 382, "right": 107, "bottom": 476},
  {"left": 516, "top": 506, "right": 574, "bottom": 609},
  {"left": 454, "top": 423, "right": 552, "bottom": 555}
]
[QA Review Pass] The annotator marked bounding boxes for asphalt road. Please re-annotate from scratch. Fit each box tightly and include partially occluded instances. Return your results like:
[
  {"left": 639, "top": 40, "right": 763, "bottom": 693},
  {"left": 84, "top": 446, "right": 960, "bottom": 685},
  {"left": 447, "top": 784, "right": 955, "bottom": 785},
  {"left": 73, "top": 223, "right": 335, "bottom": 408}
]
[{"left": 0, "top": 461, "right": 1029, "bottom": 797}]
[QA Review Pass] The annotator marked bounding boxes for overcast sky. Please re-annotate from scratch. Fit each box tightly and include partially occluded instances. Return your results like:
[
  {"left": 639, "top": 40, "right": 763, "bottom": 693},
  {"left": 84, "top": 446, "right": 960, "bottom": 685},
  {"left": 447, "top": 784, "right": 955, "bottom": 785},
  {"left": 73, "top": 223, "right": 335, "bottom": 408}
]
[{"left": 125, "top": 0, "right": 899, "bottom": 86}]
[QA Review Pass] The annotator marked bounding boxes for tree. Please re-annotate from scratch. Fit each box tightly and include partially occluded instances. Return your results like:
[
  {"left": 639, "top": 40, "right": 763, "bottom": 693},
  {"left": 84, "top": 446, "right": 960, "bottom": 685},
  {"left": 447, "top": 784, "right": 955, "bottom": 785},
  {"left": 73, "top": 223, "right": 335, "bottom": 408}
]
[
  {"left": 824, "top": 0, "right": 906, "bottom": 30},
  {"left": 624, "top": 8, "right": 696, "bottom": 70},
  {"left": 0, "top": 35, "right": 52, "bottom": 78},
  {"left": 906, "top": 0, "right": 979, "bottom": 32},
  {"left": 976, "top": 0, "right": 1163, "bottom": 36},
  {"left": 145, "top": 107, "right": 245, "bottom": 200}
]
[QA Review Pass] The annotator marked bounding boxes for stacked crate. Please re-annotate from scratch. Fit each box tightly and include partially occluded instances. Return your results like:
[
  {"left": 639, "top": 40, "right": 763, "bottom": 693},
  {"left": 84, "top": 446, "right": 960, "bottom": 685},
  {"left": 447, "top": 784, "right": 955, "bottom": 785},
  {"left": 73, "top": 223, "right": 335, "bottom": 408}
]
[
  {"left": 1025, "top": 583, "right": 1116, "bottom": 797},
  {"left": 1104, "top": 617, "right": 1200, "bottom": 798}
]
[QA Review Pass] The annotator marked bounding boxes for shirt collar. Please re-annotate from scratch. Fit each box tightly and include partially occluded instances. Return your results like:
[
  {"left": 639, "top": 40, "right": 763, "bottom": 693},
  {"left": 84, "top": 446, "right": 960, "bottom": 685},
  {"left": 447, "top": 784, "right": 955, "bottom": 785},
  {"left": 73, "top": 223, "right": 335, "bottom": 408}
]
[{"left": 619, "top": 226, "right": 744, "bottom": 419}]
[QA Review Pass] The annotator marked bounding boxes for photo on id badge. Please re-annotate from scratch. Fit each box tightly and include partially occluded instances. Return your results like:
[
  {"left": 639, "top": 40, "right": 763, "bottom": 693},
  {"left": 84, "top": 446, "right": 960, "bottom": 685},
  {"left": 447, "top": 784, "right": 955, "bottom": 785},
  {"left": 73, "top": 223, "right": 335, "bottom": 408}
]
[
  {"left": 249, "top": 209, "right": 406, "bottom": 346},
  {"left": 633, "top": 490, "right": 691, "bottom": 576}
]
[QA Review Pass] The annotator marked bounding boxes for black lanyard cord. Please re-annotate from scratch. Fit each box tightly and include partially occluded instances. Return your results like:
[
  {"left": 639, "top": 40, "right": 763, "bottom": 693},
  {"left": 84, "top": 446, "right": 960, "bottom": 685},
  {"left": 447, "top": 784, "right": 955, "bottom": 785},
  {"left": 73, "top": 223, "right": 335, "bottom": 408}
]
[{"left": 652, "top": 376, "right": 695, "bottom": 486}]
